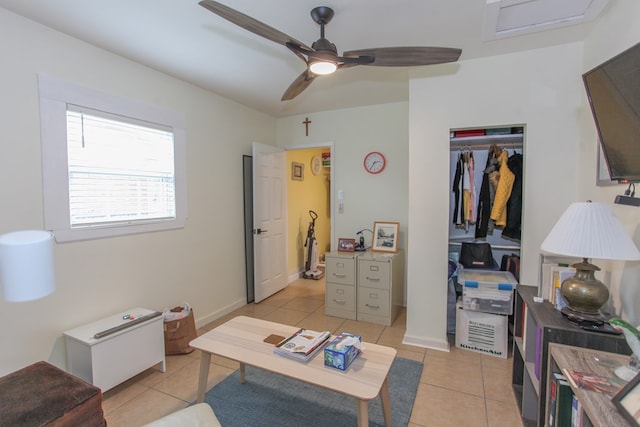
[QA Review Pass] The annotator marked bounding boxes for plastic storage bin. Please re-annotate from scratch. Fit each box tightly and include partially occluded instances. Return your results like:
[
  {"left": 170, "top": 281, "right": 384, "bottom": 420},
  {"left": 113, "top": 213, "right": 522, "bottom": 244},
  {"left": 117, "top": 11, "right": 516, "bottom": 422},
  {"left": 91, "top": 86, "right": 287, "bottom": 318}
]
[{"left": 458, "top": 268, "right": 517, "bottom": 315}]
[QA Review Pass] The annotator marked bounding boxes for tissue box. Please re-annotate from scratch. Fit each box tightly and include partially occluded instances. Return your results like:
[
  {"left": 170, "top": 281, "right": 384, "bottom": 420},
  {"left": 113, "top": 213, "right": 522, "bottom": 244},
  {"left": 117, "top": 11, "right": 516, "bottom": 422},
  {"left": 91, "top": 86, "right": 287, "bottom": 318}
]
[{"left": 324, "top": 332, "right": 361, "bottom": 371}]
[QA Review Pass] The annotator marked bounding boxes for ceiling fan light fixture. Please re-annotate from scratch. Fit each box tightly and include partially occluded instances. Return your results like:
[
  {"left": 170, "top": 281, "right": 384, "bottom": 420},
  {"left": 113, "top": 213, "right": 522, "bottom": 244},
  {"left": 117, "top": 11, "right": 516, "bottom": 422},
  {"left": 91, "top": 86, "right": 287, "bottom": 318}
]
[
  {"left": 199, "top": 2, "right": 462, "bottom": 100},
  {"left": 309, "top": 59, "right": 337, "bottom": 75}
]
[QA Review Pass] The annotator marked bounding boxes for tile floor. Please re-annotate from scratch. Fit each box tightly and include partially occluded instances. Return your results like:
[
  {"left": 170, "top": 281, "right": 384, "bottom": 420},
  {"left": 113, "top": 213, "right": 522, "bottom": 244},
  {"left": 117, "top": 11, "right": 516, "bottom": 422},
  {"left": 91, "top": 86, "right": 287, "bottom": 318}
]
[{"left": 103, "top": 278, "right": 524, "bottom": 426}]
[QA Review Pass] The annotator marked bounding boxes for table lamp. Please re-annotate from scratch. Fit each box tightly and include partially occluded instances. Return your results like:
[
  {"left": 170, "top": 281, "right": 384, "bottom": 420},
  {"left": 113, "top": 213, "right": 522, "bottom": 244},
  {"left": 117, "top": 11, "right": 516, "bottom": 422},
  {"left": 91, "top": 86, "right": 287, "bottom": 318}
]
[
  {"left": 540, "top": 201, "right": 640, "bottom": 323},
  {"left": 0, "top": 230, "right": 56, "bottom": 302}
]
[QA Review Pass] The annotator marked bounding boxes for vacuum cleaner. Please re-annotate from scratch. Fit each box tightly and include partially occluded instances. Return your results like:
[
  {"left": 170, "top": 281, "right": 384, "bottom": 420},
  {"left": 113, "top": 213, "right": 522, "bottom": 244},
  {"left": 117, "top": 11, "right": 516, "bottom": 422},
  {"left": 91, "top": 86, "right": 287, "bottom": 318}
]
[{"left": 302, "top": 210, "right": 324, "bottom": 280}]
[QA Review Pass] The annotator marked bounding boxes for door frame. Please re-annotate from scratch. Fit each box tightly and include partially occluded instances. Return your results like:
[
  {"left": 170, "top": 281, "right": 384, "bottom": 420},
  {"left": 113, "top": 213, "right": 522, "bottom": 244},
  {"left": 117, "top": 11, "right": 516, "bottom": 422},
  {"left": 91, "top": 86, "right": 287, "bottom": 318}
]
[{"left": 285, "top": 141, "right": 335, "bottom": 255}]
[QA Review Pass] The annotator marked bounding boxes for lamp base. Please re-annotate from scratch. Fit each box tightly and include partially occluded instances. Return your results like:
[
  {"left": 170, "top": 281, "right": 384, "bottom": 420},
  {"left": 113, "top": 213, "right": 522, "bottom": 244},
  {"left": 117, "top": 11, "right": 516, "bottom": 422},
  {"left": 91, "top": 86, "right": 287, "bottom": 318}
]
[
  {"left": 561, "top": 306, "right": 606, "bottom": 325},
  {"left": 561, "top": 259, "right": 609, "bottom": 314}
]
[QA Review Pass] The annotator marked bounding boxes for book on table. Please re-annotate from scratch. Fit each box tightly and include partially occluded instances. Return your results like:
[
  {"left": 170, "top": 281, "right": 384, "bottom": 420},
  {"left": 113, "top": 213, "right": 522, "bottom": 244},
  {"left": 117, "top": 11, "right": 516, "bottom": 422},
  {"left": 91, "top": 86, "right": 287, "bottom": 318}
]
[{"left": 273, "top": 328, "right": 331, "bottom": 362}]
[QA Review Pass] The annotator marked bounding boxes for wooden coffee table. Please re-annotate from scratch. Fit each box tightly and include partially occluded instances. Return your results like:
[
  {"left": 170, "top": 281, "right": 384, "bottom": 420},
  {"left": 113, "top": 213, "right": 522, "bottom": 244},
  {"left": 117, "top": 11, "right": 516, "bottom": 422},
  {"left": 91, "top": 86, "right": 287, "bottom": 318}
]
[{"left": 190, "top": 316, "right": 396, "bottom": 427}]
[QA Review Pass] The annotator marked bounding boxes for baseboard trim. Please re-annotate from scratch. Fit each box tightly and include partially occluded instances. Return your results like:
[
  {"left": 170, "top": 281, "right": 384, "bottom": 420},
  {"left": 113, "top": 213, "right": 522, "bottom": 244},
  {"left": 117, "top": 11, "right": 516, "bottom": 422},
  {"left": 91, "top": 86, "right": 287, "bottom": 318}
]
[
  {"left": 195, "top": 297, "right": 246, "bottom": 329},
  {"left": 288, "top": 268, "right": 304, "bottom": 283},
  {"left": 402, "top": 332, "right": 450, "bottom": 352}
]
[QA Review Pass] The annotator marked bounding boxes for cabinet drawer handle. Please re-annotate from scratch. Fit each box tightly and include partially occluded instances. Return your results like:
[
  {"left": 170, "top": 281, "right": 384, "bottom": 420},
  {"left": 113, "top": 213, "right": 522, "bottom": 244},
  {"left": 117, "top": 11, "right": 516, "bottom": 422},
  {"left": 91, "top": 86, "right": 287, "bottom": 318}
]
[
  {"left": 366, "top": 276, "right": 380, "bottom": 281},
  {"left": 365, "top": 304, "right": 380, "bottom": 310},
  {"left": 333, "top": 273, "right": 346, "bottom": 278},
  {"left": 333, "top": 299, "right": 346, "bottom": 305}
]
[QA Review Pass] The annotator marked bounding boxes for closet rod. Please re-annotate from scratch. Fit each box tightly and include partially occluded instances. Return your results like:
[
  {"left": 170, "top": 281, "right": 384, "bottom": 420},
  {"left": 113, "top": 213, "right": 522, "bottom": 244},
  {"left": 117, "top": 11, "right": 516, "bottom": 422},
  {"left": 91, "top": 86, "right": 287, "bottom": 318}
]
[
  {"left": 449, "top": 142, "right": 523, "bottom": 152},
  {"left": 448, "top": 241, "right": 521, "bottom": 251}
]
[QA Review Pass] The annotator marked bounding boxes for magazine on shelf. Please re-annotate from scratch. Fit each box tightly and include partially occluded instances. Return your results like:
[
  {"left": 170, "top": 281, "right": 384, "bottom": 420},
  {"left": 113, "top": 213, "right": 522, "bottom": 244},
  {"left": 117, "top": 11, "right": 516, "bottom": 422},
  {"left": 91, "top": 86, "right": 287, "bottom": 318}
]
[
  {"left": 563, "top": 369, "right": 626, "bottom": 396},
  {"left": 273, "top": 328, "right": 331, "bottom": 362}
]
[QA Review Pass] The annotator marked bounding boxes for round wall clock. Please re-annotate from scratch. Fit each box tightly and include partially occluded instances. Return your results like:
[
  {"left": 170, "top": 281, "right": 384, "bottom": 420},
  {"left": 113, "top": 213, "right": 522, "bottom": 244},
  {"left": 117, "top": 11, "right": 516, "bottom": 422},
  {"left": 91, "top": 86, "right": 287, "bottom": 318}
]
[
  {"left": 311, "top": 155, "right": 322, "bottom": 175},
  {"left": 363, "top": 151, "right": 386, "bottom": 174}
]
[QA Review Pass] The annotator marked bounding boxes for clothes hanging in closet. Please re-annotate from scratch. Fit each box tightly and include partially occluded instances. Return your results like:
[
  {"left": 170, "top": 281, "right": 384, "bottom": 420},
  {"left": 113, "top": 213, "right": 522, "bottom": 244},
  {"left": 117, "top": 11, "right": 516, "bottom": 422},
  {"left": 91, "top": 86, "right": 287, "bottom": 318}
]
[
  {"left": 452, "top": 153, "right": 463, "bottom": 226},
  {"left": 466, "top": 153, "right": 476, "bottom": 223},
  {"left": 453, "top": 145, "right": 522, "bottom": 241},
  {"left": 490, "top": 149, "right": 515, "bottom": 227},
  {"left": 475, "top": 145, "right": 500, "bottom": 238},
  {"left": 452, "top": 151, "right": 476, "bottom": 229},
  {"left": 502, "top": 152, "right": 523, "bottom": 241}
]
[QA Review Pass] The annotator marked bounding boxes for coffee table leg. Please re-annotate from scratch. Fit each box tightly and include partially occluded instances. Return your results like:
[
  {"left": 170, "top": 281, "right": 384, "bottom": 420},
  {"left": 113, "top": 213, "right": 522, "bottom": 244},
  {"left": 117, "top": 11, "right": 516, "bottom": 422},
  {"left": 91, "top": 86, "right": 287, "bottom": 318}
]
[
  {"left": 357, "top": 399, "right": 369, "bottom": 427},
  {"left": 380, "top": 377, "right": 392, "bottom": 426},
  {"left": 196, "top": 352, "right": 212, "bottom": 403},
  {"left": 239, "top": 362, "right": 246, "bottom": 384}
]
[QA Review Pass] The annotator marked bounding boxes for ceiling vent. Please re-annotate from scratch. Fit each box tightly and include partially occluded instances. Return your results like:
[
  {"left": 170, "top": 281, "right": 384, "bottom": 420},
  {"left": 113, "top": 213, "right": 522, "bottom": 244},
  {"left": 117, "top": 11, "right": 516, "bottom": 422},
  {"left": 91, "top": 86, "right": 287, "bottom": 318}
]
[{"left": 484, "top": 0, "right": 609, "bottom": 40}]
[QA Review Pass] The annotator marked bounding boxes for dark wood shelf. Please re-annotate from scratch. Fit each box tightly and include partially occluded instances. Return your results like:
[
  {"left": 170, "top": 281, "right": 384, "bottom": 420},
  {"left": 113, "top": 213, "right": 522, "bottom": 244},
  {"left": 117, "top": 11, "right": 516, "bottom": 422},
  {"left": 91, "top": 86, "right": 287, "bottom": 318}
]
[
  {"left": 548, "top": 344, "right": 632, "bottom": 427},
  {"left": 512, "top": 285, "right": 631, "bottom": 427}
]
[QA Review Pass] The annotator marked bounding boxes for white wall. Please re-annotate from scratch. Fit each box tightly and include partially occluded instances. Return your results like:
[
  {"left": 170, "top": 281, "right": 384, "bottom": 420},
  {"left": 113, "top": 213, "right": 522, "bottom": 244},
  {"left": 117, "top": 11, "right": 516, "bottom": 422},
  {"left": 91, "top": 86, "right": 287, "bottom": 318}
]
[
  {"left": 3, "top": 1, "right": 638, "bottom": 375},
  {"left": 406, "top": 43, "right": 585, "bottom": 350},
  {"left": 0, "top": 8, "right": 276, "bottom": 375},
  {"left": 579, "top": 0, "right": 640, "bottom": 324},
  {"left": 277, "top": 103, "right": 409, "bottom": 257}
]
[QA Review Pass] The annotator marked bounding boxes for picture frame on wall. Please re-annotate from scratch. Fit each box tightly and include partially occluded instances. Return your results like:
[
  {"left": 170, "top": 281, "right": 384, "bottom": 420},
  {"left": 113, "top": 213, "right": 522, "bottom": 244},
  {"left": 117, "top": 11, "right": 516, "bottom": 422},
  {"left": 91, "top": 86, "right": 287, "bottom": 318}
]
[
  {"left": 613, "top": 370, "right": 640, "bottom": 426},
  {"left": 292, "top": 162, "right": 304, "bottom": 181},
  {"left": 338, "top": 238, "right": 356, "bottom": 252},
  {"left": 372, "top": 221, "right": 399, "bottom": 253}
]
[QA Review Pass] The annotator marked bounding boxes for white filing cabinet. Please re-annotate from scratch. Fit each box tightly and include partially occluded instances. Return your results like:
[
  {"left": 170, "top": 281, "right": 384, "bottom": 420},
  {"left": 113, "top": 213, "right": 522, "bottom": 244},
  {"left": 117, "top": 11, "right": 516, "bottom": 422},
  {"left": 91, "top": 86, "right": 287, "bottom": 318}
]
[
  {"left": 357, "top": 251, "right": 404, "bottom": 326},
  {"left": 64, "top": 307, "right": 166, "bottom": 392},
  {"left": 325, "top": 251, "right": 358, "bottom": 320}
]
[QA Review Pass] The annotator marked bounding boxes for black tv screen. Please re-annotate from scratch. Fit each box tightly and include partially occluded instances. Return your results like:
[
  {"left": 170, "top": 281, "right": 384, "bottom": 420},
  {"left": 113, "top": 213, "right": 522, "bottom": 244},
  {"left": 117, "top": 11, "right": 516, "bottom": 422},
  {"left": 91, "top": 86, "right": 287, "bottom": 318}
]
[{"left": 583, "top": 41, "right": 640, "bottom": 183}]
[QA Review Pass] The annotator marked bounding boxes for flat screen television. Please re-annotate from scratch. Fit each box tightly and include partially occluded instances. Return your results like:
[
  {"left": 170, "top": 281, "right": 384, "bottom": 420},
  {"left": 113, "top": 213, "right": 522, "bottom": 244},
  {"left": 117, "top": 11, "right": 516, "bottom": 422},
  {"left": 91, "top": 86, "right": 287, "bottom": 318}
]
[{"left": 583, "top": 41, "right": 640, "bottom": 183}]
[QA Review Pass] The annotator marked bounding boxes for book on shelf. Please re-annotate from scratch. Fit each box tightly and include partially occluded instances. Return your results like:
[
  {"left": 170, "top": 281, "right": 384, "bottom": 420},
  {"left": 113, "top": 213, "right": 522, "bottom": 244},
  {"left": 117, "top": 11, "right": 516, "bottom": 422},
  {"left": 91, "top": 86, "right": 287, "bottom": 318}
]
[
  {"left": 548, "top": 265, "right": 575, "bottom": 305},
  {"left": 540, "top": 261, "right": 575, "bottom": 303},
  {"left": 549, "top": 372, "right": 573, "bottom": 427},
  {"left": 571, "top": 394, "right": 583, "bottom": 427},
  {"left": 521, "top": 303, "right": 528, "bottom": 353},
  {"left": 534, "top": 325, "right": 542, "bottom": 380},
  {"left": 273, "top": 328, "right": 331, "bottom": 362},
  {"left": 563, "top": 369, "right": 626, "bottom": 396}
]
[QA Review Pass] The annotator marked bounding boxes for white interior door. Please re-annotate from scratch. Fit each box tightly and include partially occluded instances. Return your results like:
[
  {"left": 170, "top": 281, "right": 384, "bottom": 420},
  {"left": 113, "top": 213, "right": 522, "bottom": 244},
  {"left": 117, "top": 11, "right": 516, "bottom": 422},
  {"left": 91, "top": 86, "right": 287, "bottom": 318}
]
[{"left": 252, "top": 142, "right": 287, "bottom": 302}]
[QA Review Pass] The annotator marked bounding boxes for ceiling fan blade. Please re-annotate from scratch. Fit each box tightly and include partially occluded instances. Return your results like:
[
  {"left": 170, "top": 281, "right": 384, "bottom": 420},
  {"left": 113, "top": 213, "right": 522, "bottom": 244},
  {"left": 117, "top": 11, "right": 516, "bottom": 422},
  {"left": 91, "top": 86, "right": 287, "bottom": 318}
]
[
  {"left": 199, "top": 0, "right": 313, "bottom": 52},
  {"left": 343, "top": 47, "right": 462, "bottom": 66},
  {"left": 281, "top": 70, "right": 317, "bottom": 101}
]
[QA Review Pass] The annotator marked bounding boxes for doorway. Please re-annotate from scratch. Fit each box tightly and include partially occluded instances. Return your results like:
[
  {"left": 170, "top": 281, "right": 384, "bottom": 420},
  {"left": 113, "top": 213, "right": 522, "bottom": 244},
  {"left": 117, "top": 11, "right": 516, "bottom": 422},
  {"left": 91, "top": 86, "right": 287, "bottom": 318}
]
[
  {"left": 243, "top": 143, "right": 334, "bottom": 303},
  {"left": 286, "top": 146, "right": 332, "bottom": 283}
]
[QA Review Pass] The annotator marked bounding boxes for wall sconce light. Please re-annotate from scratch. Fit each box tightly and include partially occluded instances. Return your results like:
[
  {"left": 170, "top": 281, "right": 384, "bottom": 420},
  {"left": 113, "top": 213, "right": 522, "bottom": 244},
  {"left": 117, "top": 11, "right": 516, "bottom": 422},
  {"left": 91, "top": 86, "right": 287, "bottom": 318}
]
[{"left": 0, "top": 230, "right": 56, "bottom": 302}]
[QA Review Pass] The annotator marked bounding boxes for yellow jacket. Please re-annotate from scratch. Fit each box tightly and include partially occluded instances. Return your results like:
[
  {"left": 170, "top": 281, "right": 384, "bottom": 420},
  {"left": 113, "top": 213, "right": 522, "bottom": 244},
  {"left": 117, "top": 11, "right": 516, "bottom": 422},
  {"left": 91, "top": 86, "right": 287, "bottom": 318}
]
[{"left": 490, "top": 150, "right": 514, "bottom": 227}]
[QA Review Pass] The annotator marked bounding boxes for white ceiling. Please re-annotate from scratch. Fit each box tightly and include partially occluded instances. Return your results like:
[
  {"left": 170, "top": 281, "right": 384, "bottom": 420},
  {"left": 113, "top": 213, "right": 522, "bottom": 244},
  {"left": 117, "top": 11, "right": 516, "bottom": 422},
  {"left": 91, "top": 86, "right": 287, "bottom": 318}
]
[{"left": 0, "top": 0, "right": 611, "bottom": 117}]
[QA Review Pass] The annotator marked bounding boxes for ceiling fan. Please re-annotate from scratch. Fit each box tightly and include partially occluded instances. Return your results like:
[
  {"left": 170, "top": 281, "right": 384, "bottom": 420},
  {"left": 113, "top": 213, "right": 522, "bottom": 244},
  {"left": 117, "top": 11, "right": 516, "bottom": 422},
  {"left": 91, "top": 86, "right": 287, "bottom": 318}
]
[{"left": 199, "top": 1, "right": 462, "bottom": 101}]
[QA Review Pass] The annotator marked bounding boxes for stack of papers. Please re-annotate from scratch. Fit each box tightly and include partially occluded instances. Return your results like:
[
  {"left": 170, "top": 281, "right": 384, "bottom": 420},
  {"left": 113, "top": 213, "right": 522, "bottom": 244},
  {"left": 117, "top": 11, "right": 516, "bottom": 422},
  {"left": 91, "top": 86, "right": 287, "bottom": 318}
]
[{"left": 273, "top": 328, "right": 331, "bottom": 362}]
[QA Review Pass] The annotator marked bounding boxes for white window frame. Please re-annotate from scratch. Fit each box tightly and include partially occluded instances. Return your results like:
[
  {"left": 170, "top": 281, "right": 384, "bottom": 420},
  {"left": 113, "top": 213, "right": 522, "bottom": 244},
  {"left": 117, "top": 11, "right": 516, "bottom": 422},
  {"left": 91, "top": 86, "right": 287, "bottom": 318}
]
[{"left": 38, "top": 74, "right": 187, "bottom": 242}]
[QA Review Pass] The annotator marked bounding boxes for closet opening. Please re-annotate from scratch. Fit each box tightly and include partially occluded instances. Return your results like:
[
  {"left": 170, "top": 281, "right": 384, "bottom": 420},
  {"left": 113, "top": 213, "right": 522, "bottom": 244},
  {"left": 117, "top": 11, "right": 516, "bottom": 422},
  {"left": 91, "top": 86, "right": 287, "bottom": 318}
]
[
  {"left": 446, "top": 125, "right": 525, "bottom": 337},
  {"left": 449, "top": 126, "right": 524, "bottom": 259}
]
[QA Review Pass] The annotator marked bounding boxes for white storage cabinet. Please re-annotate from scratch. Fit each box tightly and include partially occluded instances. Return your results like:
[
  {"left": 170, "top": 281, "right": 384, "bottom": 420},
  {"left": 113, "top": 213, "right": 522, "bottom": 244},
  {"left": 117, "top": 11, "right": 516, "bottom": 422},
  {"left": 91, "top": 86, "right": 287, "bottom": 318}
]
[{"left": 64, "top": 307, "right": 166, "bottom": 391}]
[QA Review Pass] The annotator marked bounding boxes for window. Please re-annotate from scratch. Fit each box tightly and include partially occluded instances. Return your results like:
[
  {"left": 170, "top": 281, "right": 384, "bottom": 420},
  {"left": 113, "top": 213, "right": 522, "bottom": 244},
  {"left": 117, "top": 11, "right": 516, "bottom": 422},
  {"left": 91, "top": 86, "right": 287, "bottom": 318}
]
[{"left": 39, "top": 74, "right": 187, "bottom": 242}]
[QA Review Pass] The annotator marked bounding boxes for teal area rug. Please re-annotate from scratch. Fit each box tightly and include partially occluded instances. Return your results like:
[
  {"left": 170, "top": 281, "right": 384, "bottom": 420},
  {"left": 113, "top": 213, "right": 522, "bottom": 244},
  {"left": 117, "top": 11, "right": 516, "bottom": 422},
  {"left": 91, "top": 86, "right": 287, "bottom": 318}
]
[{"left": 203, "top": 357, "right": 422, "bottom": 427}]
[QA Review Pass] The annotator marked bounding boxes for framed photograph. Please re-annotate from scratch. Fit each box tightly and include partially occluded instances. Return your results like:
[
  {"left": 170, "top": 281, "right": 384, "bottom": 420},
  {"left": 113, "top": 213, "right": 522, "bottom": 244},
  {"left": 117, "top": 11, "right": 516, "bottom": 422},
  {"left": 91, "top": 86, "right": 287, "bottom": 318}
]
[
  {"left": 372, "top": 221, "right": 399, "bottom": 253},
  {"left": 613, "top": 370, "right": 640, "bottom": 426},
  {"left": 338, "top": 238, "right": 356, "bottom": 252},
  {"left": 291, "top": 162, "right": 304, "bottom": 181}
]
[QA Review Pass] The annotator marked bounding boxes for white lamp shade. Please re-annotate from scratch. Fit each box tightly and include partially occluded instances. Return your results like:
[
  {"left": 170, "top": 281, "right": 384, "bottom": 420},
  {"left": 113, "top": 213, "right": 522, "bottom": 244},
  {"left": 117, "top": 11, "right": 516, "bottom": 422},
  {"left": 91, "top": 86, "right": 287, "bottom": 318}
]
[
  {"left": 0, "top": 230, "right": 56, "bottom": 302},
  {"left": 540, "top": 202, "right": 640, "bottom": 261}
]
